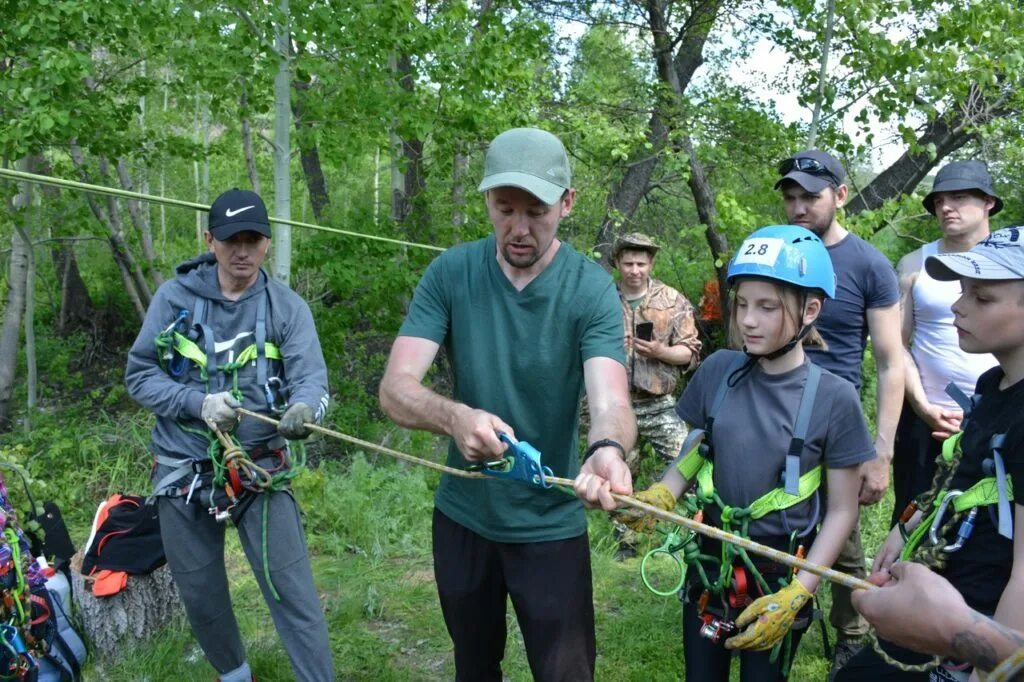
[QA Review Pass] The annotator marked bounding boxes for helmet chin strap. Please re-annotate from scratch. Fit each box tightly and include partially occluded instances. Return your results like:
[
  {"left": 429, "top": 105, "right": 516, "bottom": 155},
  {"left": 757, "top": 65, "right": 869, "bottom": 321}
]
[{"left": 742, "top": 291, "right": 812, "bottom": 361}]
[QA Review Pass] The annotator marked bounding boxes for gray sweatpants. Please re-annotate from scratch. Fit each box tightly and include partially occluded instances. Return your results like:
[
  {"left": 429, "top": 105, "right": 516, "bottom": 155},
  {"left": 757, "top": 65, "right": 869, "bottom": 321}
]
[{"left": 156, "top": 481, "right": 333, "bottom": 681}]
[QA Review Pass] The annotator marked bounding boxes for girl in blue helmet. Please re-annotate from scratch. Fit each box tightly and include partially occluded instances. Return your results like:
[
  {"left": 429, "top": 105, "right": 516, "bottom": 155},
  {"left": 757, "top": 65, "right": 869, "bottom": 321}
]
[{"left": 615, "top": 225, "right": 874, "bottom": 681}]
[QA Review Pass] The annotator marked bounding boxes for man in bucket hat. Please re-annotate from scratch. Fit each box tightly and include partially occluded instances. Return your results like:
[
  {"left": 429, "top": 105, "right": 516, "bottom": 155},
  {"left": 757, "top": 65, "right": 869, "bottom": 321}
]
[
  {"left": 380, "top": 128, "right": 636, "bottom": 680},
  {"left": 608, "top": 232, "right": 700, "bottom": 559},
  {"left": 892, "top": 161, "right": 1001, "bottom": 529},
  {"left": 775, "top": 150, "right": 905, "bottom": 677}
]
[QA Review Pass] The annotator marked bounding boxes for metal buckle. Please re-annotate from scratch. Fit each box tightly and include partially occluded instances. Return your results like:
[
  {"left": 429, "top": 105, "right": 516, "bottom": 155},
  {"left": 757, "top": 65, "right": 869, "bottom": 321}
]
[{"left": 264, "top": 377, "right": 289, "bottom": 415}]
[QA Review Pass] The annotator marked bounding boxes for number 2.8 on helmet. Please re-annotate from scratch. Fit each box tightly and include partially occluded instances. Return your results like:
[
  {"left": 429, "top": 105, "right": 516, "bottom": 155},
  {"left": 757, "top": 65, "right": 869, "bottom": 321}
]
[{"left": 726, "top": 225, "right": 836, "bottom": 299}]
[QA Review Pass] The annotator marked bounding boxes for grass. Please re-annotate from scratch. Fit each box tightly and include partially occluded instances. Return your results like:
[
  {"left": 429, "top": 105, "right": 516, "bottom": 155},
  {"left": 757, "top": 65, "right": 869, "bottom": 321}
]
[
  {"left": 69, "top": 438, "right": 894, "bottom": 681},
  {"left": 1, "top": 347, "right": 893, "bottom": 680}
]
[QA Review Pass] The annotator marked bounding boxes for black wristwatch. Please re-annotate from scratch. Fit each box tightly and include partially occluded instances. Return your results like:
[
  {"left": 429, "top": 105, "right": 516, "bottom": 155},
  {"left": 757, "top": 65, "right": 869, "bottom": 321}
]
[{"left": 583, "top": 439, "right": 626, "bottom": 462}]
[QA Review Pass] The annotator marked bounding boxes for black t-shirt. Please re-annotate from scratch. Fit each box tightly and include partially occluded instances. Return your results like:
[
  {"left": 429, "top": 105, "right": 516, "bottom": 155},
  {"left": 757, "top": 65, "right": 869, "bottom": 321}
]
[{"left": 939, "top": 367, "right": 1024, "bottom": 616}]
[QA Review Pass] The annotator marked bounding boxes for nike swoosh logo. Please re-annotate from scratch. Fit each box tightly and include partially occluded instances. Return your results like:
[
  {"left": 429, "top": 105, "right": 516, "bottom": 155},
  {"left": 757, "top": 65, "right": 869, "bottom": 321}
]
[{"left": 224, "top": 205, "right": 255, "bottom": 217}]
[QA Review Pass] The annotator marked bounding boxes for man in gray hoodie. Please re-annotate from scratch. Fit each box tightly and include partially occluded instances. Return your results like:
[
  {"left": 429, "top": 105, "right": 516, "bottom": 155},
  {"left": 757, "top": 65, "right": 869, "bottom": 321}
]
[{"left": 125, "top": 188, "right": 333, "bottom": 682}]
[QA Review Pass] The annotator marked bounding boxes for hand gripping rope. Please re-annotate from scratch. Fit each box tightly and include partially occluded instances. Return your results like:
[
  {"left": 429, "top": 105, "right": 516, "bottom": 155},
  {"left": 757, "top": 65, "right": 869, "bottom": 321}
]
[{"left": 237, "top": 408, "right": 877, "bottom": 594}]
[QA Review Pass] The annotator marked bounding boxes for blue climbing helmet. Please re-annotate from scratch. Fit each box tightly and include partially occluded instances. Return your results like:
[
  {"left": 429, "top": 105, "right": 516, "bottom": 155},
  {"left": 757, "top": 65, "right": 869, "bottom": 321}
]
[{"left": 727, "top": 225, "right": 836, "bottom": 298}]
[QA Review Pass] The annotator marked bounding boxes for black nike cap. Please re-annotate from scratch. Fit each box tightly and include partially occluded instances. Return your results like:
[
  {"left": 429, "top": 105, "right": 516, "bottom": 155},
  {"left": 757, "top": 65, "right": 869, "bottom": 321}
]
[{"left": 208, "top": 188, "right": 271, "bottom": 240}]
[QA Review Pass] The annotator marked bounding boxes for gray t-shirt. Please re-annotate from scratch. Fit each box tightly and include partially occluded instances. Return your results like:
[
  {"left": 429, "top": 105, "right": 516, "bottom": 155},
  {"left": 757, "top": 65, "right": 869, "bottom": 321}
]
[{"left": 675, "top": 350, "right": 874, "bottom": 537}]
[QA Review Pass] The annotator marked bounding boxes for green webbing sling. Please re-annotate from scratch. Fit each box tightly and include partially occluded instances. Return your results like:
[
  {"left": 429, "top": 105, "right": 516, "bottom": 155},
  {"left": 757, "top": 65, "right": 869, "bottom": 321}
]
[{"left": 945, "top": 383, "right": 1013, "bottom": 538}]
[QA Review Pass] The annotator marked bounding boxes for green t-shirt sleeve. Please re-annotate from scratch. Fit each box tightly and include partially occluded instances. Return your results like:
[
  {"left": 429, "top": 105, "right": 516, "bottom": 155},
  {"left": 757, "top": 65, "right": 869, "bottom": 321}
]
[
  {"left": 398, "top": 255, "right": 450, "bottom": 343},
  {"left": 580, "top": 279, "right": 626, "bottom": 366}
]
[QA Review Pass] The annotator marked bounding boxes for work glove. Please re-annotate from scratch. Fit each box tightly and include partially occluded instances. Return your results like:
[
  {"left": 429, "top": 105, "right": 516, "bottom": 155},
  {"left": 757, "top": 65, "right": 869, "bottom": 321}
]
[
  {"left": 611, "top": 482, "right": 677, "bottom": 533},
  {"left": 201, "top": 392, "right": 241, "bottom": 432},
  {"left": 278, "top": 403, "right": 315, "bottom": 440},
  {"left": 725, "top": 578, "right": 812, "bottom": 651}
]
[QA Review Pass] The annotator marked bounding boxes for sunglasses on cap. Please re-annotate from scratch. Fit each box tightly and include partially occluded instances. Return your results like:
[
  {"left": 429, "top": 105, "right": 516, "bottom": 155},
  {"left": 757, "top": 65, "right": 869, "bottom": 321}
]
[{"left": 777, "top": 157, "right": 842, "bottom": 186}]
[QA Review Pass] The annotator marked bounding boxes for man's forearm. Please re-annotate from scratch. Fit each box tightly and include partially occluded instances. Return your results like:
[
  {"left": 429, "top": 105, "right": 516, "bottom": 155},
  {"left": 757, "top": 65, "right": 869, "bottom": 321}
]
[
  {"left": 902, "top": 347, "right": 932, "bottom": 417},
  {"left": 948, "top": 610, "right": 1024, "bottom": 673},
  {"left": 379, "top": 374, "right": 466, "bottom": 437},
  {"left": 587, "top": 402, "right": 637, "bottom": 454},
  {"left": 658, "top": 343, "right": 694, "bottom": 367},
  {"left": 875, "top": 362, "right": 904, "bottom": 457}
]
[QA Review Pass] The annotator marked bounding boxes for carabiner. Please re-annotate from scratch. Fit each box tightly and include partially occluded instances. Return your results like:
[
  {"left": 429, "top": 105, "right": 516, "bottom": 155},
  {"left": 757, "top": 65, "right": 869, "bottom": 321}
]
[
  {"left": 263, "top": 377, "right": 289, "bottom": 415},
  {"left": 929, "top": 490, "right": 963, "bottom": 547},
  {"left": 943, "top": 507, "right": 978, "bottom": 553}
]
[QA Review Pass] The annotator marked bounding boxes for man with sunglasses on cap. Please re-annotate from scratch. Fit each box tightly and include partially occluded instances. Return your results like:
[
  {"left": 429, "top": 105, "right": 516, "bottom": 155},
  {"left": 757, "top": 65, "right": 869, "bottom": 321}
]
[
  {"left": 892, "top": 160, "right": 1000, "bottom": 529},
  {"left": 380, "top": 127, "right": 636, "bottom": 680},
  {"left": 126, "top": 188, "right": 333, "bottom": 682},
  {"left": 775, "top": 150, "right": 904, "bottom": 678}
]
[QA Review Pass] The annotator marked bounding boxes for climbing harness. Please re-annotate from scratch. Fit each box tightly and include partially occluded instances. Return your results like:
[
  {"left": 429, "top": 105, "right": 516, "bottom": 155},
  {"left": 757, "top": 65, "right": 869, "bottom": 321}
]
[
  {"left": 148, "top": 294, "right": 310, "bottom": 602},
  {"left": 637, "top": 353, "right": 826, "bottom": 676},
  {"left": 153, "top": 292, "right": 287, "bottom": 414},
  {"left": 872, "top": 382, "right": 1016, "bottom": 675}
]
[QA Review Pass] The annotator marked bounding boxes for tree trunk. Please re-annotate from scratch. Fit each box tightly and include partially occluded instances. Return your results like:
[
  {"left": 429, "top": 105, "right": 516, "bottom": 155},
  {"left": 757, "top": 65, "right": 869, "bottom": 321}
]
[
  {"left": 70, "top": 552, "right": 183, "bottom": 660},
  {"left": 806, "top": 0, "right": 836, "bottom": 148},
  {"left": 272, "top": 0, "right": 292, "bottom": 286},
  {"left": 0, "top": 158, "right": 32, "bottom": 432},
  {"left": 681, "top": 137, "right": 731, "bottom": 322},
  {"left": 452, "top": 143, "right": 469, "bottom": 233},
  {"left": 33, "top": 158, "right": 96, "bottom": 334},
  {"left": 116, "top": 158, "right": 164, "bottom": 287},
  {"left": 292, "top": 82, "right": 329, "bottom": 222},
  {"left": 20, "top": 221, "right": 36, "bottom": 431},
  {"left": 52, "top": 245, "right": 95, "bottom": 335},
  {"left": 388, "top": 51, "right": 429, "bottom": 238},
  {"left": 69, "top": 143, "right": 149, "bottom": 320},
  {"left": 846, "top": 110, "right": 973, "bottom": 216},
  {"left": 594, "top": 111, "right": 668, "bottom": 265},
  {"left": 595, "top": 0, "right": 724, "bottom": 265},
  {"left": 240, "top": 89, "right": 262, "bottom": 195}
]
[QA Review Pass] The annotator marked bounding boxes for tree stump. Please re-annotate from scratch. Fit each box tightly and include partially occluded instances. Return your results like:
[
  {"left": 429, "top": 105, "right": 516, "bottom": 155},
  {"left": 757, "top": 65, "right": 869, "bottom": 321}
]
[{"left": 70, "top": 551, "right": 183, "bottom": 659}]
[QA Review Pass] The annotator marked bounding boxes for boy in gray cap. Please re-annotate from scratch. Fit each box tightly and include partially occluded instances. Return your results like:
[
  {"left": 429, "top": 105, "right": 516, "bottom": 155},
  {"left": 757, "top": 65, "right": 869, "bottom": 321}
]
[
  {"left": 380, "top": 128, "right": 636, "bottom": 680},
  {"left": 837, "top": 226, "right": 1024, "bottom": 681},
  {"left": 892, "top": 160, "right": 1001, "bottom": 527}
]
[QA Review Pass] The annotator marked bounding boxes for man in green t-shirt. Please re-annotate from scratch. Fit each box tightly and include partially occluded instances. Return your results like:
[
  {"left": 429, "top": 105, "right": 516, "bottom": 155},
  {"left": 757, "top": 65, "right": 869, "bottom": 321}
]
[{"left": 379, "top": 127, "right": 637, "bottom": 680}]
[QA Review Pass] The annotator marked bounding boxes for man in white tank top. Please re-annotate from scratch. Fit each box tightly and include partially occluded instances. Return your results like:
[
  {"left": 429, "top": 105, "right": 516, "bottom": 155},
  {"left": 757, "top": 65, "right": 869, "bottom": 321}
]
[{"left": 892, "top": 160, "right": 1001, "bottom": 526}]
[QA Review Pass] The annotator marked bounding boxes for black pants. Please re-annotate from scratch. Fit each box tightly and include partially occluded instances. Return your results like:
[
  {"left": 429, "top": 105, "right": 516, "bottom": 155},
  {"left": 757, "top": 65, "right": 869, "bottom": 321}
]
[
  {"left": 892, "top": 403, "right": 945, "bottom": 528},
  {"left": 681, "top": 535, "right": 812, "bottom": 682},
  {"left": 432, "top": 508, "right": 596, "bottom": 682},
  {"left": 834, "top": 638, "right": 936, "bottom": 681}
]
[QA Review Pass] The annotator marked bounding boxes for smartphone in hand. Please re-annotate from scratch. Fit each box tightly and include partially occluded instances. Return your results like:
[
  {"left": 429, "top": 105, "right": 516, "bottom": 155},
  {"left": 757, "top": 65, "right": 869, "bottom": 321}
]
[{"left": 634, "top": 321, "right": 654, "bottom": 341}]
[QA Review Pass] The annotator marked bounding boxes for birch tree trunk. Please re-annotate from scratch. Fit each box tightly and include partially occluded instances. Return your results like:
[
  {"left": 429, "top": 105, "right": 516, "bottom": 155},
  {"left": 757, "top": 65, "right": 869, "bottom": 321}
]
[
  {"left": 272, "top": 0, "right": 292, "bottom": 286},
  {"left": 116, "top": 158, "right": 164, "bottom": 287},
  {"left": 0, "top": 158, "right": 32, "bottom": 432}
]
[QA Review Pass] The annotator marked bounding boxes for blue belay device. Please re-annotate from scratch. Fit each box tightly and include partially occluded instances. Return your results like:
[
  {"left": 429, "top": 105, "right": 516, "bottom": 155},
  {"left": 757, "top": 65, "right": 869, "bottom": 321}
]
[{"left": 470, "top": 433, "right": 553, "bottom": 488}]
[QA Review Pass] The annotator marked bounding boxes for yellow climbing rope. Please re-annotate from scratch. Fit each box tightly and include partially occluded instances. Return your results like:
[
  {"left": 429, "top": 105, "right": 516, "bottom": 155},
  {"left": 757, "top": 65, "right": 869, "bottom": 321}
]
[{"left": 237, "top": 408, "right": 876, "bottom": 593}]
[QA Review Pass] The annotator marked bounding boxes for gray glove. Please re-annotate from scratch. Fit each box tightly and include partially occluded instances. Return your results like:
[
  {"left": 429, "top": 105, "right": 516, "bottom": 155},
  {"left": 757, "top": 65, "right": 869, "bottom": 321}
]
[
  {"left": 201, "top": 392, "right": 241, "bottom": 431},
  {"left": 278, "top": 403, "right": 315, "bottom": 440}
]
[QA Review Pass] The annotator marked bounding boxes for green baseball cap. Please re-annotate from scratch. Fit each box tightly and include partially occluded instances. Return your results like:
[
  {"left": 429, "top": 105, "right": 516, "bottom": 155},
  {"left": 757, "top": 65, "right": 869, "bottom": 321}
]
[{"left": 477, "top": 128, "right": 571, "bottom": 205}]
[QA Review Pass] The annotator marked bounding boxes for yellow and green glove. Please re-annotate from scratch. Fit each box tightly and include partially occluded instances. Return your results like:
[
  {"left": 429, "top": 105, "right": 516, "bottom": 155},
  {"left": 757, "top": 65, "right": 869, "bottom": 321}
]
[
  {"left": 725, "top": 579, "right": 812, "bottom": 651},
  {"left": 611, "top": 482, "right": 677, "bottom": 533}
]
